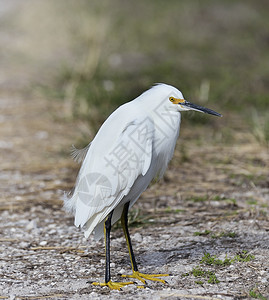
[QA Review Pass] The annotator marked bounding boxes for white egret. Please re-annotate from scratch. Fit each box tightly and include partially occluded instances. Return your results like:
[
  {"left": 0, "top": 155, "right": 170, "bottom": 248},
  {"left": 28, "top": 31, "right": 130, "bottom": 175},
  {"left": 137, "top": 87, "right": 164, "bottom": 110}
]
[{"left": 64, "top": 83, "right": 221, "bottom": 290}]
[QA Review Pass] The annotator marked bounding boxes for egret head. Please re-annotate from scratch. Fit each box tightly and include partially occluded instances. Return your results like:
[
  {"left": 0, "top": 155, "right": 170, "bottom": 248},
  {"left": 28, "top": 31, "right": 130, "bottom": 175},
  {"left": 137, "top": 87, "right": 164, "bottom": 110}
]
[
  {"left": 139, "top": 83, "right": 222, "bottom": 117},
  {"left": 167, "top": 86, "right": 221, "bottom": 117}
]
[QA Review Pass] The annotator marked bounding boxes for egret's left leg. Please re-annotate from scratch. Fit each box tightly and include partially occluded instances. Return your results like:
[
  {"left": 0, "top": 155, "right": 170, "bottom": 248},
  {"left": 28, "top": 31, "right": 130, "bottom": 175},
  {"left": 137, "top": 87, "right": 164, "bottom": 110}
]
[
  {"left": 120, "top": 202, "right": 169, "bottom": 285},
  {"left": 92, "top": 211, "right": 133, "bottom": 290}
]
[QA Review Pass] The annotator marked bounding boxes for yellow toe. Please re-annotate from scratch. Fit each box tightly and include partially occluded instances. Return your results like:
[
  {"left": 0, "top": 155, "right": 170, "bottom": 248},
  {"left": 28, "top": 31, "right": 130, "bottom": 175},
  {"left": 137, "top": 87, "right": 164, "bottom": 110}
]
[
  {"left": 122, "top": 271, "right": 169, "bottom": 284},
  {"left": 92, "top": 280, "right": 133, "bottom": 290}
]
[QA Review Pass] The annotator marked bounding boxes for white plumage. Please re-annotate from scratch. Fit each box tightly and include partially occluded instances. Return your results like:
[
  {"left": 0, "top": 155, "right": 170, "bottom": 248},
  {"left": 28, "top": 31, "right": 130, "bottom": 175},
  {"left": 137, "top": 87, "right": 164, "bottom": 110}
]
[{"left": 64, "top": 83, "right": 221, "bottom": 240}]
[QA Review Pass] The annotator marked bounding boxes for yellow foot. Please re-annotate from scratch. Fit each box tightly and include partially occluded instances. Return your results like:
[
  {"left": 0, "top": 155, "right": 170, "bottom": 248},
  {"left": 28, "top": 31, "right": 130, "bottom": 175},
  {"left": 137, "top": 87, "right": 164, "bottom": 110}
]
[
  {"left": 92, "top": 280, "right": 133, "bottom": 290},
  {"left": 121, "top": 270, "right": 169, "bottom": 284}
]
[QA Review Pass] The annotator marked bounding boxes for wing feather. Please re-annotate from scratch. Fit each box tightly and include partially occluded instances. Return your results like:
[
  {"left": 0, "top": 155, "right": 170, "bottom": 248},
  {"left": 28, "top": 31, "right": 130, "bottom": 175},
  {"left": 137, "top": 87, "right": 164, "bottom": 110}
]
[
  {"left": 70, "top": 143, "right": 91, "bottom": 163},
  {"left": 64, "top": 111, "right": 155, "bottom": 238}
]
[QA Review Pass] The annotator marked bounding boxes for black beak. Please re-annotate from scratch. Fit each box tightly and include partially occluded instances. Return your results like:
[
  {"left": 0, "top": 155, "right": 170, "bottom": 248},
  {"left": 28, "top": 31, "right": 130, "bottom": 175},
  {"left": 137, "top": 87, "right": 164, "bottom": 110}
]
[{"left": 184, "top": 101, "right": 222, "bottom": 117}]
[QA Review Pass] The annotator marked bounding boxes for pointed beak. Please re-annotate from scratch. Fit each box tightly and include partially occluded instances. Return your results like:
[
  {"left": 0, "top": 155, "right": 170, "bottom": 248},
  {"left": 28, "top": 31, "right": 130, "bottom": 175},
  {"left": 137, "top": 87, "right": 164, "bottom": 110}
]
[{"left": 183, "top": 101, "right": 222, "bottom": 117}]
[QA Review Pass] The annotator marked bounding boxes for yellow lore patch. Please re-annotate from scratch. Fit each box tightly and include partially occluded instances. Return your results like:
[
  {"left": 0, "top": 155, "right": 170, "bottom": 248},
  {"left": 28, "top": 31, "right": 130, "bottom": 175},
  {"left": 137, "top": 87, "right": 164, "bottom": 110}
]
[{"left": 169, "top": 97, "right": 185, "bottom": 104}]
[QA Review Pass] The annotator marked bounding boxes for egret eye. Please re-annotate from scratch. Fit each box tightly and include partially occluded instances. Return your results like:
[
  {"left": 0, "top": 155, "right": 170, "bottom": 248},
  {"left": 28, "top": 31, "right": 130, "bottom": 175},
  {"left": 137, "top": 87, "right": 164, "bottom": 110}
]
[{"left": 169, "top": 97, "right": 174, "bottom": 102}]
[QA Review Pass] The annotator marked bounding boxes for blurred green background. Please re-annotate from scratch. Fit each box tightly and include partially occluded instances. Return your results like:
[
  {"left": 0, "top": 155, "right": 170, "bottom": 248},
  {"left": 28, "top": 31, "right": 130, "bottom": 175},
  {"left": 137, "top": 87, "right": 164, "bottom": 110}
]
[{"left": 1, "top": 0, "right": 268, "bottom": 144}]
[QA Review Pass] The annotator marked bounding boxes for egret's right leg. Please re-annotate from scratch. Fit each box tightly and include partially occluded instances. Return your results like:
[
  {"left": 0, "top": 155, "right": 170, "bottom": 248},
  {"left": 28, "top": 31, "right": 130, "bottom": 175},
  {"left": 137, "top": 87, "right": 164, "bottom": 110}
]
[
  {"left": 92, "top": 210, "right": 133, "bottom": 290},
  {"left": 121, "top": 202, "right": 169, "bottom": 285}
]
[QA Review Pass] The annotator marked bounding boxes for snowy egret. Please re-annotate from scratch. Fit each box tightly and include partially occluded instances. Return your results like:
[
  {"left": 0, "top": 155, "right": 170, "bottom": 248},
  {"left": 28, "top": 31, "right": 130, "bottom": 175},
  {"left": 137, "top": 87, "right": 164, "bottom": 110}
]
[{"left": 64, "top": 83, "right": 221, "bottom": 290}]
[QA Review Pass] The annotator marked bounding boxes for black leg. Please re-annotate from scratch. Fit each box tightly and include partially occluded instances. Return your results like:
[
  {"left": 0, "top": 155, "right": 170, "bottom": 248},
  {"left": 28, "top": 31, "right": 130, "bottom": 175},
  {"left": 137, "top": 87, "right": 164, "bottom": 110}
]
[
  {"left": 104, "top": 210, "right": 113, "bottom": 283},
  {"left": 120, "top": 202, "right": 169, "bottom": 285},
  {"left": 121, "top": 202, "right": 138, "bottom": 272},
  {"left": 92, "top": 209, "right": 134, "bottom": 290}
]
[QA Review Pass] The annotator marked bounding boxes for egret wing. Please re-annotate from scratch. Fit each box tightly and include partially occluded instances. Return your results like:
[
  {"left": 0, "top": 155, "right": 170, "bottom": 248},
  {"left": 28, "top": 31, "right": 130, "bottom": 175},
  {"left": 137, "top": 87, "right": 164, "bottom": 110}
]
[{"left": 65, "top": 114, "right": 155, "bottom": 238}]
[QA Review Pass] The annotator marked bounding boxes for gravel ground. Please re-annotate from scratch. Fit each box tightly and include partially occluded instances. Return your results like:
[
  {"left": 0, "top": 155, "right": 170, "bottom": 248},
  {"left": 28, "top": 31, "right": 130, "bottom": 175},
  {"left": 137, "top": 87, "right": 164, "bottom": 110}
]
[{"left": 1, "top": 206, "right": 268, "bottom": 300}]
